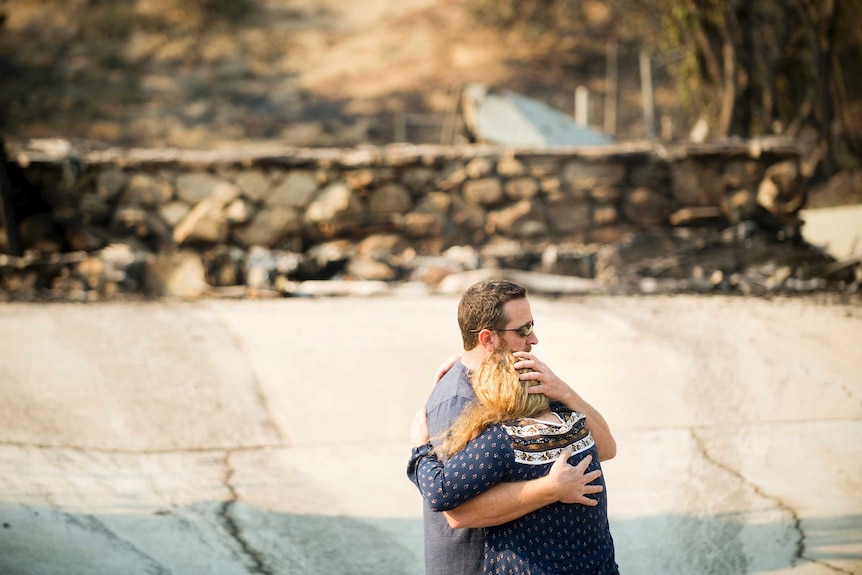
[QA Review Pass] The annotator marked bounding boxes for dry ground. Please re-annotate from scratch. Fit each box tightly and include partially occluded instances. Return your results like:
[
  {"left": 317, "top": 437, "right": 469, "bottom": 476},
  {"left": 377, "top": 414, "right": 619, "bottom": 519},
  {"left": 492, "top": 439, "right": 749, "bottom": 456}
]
[{"left": 0, "top": 295, "right": 860, "bottom": 574}]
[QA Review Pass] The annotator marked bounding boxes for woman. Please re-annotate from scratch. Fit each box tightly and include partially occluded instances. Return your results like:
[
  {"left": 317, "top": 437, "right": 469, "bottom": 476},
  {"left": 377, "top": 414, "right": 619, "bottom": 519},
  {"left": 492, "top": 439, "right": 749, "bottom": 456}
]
[{"left": 408, "top": 350, "right": 618, "bottom": 575}]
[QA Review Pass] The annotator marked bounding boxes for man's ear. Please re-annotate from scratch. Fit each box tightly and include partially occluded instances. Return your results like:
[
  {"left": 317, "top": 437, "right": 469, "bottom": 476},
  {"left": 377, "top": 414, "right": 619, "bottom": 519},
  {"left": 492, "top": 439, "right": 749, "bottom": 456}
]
[{"left": 478, "top": 329, "right": 496, "bottom": 351}]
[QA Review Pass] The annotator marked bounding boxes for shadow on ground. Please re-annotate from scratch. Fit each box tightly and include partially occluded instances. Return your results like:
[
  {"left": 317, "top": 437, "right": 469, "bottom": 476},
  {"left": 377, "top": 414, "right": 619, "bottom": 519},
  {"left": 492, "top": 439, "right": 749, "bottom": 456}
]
[{"left": 1, "top": 501, "right": 858, "bottom": 575}]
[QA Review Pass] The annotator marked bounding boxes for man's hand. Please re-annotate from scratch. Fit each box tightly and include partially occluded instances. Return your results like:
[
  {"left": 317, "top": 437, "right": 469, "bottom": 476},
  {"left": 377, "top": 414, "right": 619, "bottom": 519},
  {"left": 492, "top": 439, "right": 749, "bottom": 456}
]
[
  {"left": 544, "top": 448, "right": 602, "bottom": 506},
  {"left": 514, "top": 351, "right": 617, "bottom": 461},
  {"left": 410, "top": 407, "right": 430, "bottom": 447},
  {"left": 513, "top": 351, "right": 575, "bottom": 404}
]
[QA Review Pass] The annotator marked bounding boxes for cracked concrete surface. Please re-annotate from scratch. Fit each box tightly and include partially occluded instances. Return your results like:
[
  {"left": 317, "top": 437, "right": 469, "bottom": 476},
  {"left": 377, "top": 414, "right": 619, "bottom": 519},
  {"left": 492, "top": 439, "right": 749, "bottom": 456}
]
[{"left": 0, "top": 296, "right": 860, "bottom": 574}]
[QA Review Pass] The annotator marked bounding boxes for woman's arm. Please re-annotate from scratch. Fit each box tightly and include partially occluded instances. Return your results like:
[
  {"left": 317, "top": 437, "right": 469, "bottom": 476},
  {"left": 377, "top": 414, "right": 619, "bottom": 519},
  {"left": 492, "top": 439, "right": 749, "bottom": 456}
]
[{"left": 407, "top": 428, "right": 510, "bottom": 512}]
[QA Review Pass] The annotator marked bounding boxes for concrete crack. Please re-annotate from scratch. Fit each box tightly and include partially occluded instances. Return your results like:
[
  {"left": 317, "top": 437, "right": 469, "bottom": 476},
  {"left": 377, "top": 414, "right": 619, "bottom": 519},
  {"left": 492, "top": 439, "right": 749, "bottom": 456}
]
[
  {"left": 212, "top": 309, "right": 290, "bottom": 447},
  {"left": 39, "top": 495, "right": 171, "bottom": 574},
  {"left": 219, "top": 450, "right": 274, "bottom": 575},
  {"left": 690, "top": 429, "right": 854, "bottom": 574}
]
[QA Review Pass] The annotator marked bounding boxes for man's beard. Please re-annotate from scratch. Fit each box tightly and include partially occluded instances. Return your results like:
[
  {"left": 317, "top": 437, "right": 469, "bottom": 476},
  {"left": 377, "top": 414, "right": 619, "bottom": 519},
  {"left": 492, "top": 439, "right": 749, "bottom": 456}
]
[{"left": 494, "top": 341, "right": 531, "bottom": 353}]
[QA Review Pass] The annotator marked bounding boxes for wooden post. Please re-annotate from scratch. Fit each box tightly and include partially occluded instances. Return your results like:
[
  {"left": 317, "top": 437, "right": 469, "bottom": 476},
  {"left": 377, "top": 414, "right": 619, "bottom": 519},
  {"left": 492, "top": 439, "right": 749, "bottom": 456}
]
[
  {"left": 394, "top": 113, "right": 407, "bottom": 143},
  {"left": 604, "top": 41, "right": 618, "bottom": 136},
  {"left": 640, "top": 50, "right": 655, "bottom": 140},
  {"left": 441, "top": 84, "right": 462, "bottom": 145},
  {"left": 575, "top": 86, "right": 589, "bottom": 128},
  {"left": 661, "top": 115, "right": 673, "bottom": 142},
  {"left": 0, "top": 136, "right": 23, "bottom": 257}
]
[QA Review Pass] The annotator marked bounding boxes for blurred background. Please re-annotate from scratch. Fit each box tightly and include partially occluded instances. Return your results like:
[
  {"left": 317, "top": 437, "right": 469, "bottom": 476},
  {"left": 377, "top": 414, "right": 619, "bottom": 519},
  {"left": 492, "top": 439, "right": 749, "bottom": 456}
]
[{"left": 1, "top": 0, "right": 860, "bottom": 207}]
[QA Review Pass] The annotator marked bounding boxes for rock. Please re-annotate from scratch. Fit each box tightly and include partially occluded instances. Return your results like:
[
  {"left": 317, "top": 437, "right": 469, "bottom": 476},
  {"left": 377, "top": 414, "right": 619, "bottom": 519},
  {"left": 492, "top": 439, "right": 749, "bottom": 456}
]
[
  {"left": 407, "top": 255, "right": 464, "bottom": 287},
  {"left": 561, "top": 160, "right": 626, "bottom": 192},
  {"left": 589, "top": 185, "right": 623, "bottom": 203},
  {"left": 400, "top": 166, "right": 436, "bottom": 194},
  {"left": 757, "top": 161, "right": 806, "bottom": 216},
  {"left": 243, "top": 246, "right": 302, "bottom": 290},
  {"left": 96, "top": 169, "right": 128, "bottom": 201},
  {"left": 143, "top": 251, "right": 209, "bottom": 298},
  {"left": 496, "top": 155, "right": 526, "bottom": 177},
  {"left": 546, "top": 197, "right": 592, "bottom": 234},
  {"left": 368, "top": 183, "right": 412, "bottom": 214},
  {"left": 623, "top": 187, "right": 672, "bottom": 227},
  {"left": 299, "top": 239, "right": 354, "bottom": 279},
  {"left": 357, "top": 233, "right": 407, "bottom": 259},
  {"left": 113, "top": 205, "right": 151, "bottom": 238},
  {"left": 77, "top": 256, "right": 105, "bottom": 290},
  {"left": 204, "top": 246, "right": 245, "bottom": 287},
  {"left": 305, "top": 182, "right": 363, "bottom": 224},
  {"left": 462, "top": 177, "right": 503, "bottom": 205},
  {"left": 671, "top": 160, "right": 722, "bottom": 207},
  {"left": 294, "top": 279, "right": 391, "bottom": 297},
  {"left": 346, "top": 255, "right": 398, "bottom": 281},
  {"left": 79, "top": 193, "right": 112, "bottom": 224},
  {"left": 158, "top": 201, "right": 192, "bottom": 228},
  {"left": 592, "top": 204, "right": 618, "bottom": 226},
  {"left": 234, "top": 170, "right": 271, "bottom": 202},
  {"left": 122, "top": 173, "right": 173, "bottom": 207},
  {"left": 504, "top": 177, "right": 539, "bottom": 200},
  {"left": 721, "top": 188, "right": 758, "bottom": 223},
  {"left": 267, "top": 170, "right": 319, "bottom": 208},
  {"left": 442, "top": 245, "right": 481, "bottom": 270},
  {"left": 224, "top": 197, "right": 255, "bottom": 224},
  {"left": 344, "top": 169, "right": 378, "bottom": 190},
  {"left": 437, "top": 268, "right": 602, "bottom": 296},
  {"left": 435, "top": 162, "right": 468, "bottom": 191},
  {"left": 173, "top": 200, "right": 228, "bottom": 245},
  {"left": 668, "top": 207, "right": 722, "bottom": 226},
  {"left": 465, "top": 157, "right": 494, "bottom": 179},
  {"left": 486, "top": 199, "right": 548, "bottom": 238},
  {"left": 231, "top": 206, "right": 301, "bottom": 248},
  {"left": 403, "top": 193, "right": 450, "bottom": 238},
  {"left": 176, "top": 172, "right": 240, "bottom": 204}
]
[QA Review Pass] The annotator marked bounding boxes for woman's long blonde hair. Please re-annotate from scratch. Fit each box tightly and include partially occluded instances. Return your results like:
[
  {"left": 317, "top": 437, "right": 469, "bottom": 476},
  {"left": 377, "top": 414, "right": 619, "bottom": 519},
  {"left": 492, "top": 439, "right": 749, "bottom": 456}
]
[{"left": 436, "top": 350, "right": 549, "bottom": 459}]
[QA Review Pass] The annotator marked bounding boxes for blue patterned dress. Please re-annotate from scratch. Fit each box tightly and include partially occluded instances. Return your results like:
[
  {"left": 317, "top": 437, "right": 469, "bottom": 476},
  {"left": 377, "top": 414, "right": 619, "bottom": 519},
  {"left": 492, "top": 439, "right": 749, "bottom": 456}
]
[{"left": 407, "top": 408, "right": 618, "bottom": 575}]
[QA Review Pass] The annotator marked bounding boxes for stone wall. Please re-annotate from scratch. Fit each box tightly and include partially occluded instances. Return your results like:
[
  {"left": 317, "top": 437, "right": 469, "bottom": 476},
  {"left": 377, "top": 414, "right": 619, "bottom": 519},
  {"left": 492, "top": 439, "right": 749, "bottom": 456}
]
[{"left": 2, "top": 138, "right": 849, "bottom": 301}]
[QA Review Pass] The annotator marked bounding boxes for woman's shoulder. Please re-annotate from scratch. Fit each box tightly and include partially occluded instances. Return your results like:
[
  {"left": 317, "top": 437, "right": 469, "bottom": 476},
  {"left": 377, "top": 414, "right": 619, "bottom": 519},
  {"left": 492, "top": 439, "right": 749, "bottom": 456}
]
[
  {"left": 479, "top": 421, "right": 510, "bottom": 438},
  {"left": 460, "top": 423, "right": 516, "bottom": 457}
]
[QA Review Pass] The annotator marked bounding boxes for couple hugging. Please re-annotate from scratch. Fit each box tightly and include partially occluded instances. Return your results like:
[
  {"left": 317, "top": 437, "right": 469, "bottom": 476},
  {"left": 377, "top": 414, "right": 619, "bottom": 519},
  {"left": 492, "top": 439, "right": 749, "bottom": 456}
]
[{"left": 407, "top": 279, "right": 619, "bottom": 575}]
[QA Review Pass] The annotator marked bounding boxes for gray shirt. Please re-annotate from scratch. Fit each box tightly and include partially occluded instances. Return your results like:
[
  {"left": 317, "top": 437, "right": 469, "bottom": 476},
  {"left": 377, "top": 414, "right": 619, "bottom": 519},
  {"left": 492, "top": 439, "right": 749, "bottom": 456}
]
[{"left": 422, "top": 361, "right": 484, "bottom": 575}]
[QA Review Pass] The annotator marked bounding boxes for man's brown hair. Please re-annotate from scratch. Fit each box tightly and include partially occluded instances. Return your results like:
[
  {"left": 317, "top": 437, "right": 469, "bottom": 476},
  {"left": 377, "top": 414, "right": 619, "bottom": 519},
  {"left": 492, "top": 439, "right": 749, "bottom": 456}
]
[{"left": 457, "top": 279, "right": 527, "bottom": 350}]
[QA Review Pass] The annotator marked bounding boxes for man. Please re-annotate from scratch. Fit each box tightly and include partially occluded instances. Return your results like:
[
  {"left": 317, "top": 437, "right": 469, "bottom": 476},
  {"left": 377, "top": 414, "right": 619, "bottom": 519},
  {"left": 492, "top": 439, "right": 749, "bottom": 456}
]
[{"left": 418, "top": 279, "right": 616, "bottom": 575}]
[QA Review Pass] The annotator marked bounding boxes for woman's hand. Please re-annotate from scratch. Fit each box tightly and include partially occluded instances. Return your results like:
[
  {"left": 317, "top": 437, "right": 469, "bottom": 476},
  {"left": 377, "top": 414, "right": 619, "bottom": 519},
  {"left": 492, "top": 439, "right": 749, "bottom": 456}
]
[
  {"left": 433, "top": 354, "right": 460, "bottom": 385},
  {"left": 410, "top": 407, "right": 430, "bottom": 446}
]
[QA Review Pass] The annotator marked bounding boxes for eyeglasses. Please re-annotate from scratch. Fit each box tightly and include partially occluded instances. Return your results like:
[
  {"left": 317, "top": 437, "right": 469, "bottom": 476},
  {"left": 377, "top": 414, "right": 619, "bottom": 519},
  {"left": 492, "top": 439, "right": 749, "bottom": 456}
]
[{"left": 471, "top": 320, "right": 534, "bottom": 338}]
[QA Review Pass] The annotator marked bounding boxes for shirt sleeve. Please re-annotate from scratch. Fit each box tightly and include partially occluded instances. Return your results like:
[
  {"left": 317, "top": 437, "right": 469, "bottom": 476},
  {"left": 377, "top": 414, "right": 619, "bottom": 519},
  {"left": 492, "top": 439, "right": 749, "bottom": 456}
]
[
  {"left": 406, "top": 425, "right": 513, "bottom": 512},
  {"left": 426, "top": 395, "right": 473, "bottom": 443}
]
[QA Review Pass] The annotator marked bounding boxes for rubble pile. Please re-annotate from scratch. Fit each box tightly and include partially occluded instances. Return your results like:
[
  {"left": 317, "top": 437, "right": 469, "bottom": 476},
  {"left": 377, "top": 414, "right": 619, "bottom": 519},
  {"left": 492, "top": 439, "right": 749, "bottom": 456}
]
[{"left": 0, "top": 138, "right": 857, "bottom": 301}]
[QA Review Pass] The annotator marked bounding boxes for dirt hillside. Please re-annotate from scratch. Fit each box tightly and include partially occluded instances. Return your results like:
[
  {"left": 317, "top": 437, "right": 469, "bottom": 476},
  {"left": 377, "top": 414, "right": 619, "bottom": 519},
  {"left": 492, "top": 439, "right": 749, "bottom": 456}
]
[
  {"left": 1, "top": 0, "right": 859, "bottom": 206},
  {"left": 0, "top": 0, "right": 660, "bottom": 147}
]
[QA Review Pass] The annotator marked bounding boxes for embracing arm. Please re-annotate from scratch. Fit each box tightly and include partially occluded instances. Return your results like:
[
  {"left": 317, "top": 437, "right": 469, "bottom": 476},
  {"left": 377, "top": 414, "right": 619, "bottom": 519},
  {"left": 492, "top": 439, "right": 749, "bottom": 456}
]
[
  {"left": 409, "top": 407, "right": 603, "bottom": 529},
  {"left": 407, "top": 432, "right": 509, "bottom": 513},
  {"left": 514, "top": 351, "right": 616, "bottom": 461},
  {"left": 442, "top": 448, "right": 601, "bottom": 529},
  {"left": 558, "top": 388, "right": 616, "bottom": 461}
]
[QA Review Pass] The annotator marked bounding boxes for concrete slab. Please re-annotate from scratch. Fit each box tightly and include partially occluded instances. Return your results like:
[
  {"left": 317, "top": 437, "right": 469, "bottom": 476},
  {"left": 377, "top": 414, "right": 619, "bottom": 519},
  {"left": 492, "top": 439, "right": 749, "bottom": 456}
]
[
  {"left": 800, "top": 205, "right": 862, "bottom": 260},
  {"left": 0, "top": 295, "right": 860, "bottom": 574}
]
